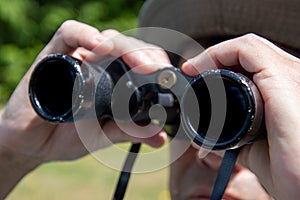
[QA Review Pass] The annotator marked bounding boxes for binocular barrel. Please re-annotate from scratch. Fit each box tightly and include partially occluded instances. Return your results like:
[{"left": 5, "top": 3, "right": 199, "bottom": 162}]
[
  {"left": 29, "top": 54, "right": 264, "bottom": 150},
  {"left": 181, "top": 70, "right": 264, "bottom": 149},
  {"left": 29, "top": 54, "right": 115, "bottom": 122},
  {"left": 29, "top": 54, "right": 82, "bottom": 122}
]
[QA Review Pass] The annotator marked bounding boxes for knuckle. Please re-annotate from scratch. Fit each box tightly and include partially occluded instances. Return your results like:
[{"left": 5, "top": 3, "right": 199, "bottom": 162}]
[
  {"left": 101, "top": 29, "right": 120, "bottom": 36},
  {"left": 239, "top": 33, "right": 262, "bottom": 44},
  {"left": 59, "top": 20, "right": 78, "bottom": 31},
  {"left": 205, "top": 44, "right": 216, "bottom": 56},
  {"left": 55, "top": 20, "right": 78, "bottom": 39}
]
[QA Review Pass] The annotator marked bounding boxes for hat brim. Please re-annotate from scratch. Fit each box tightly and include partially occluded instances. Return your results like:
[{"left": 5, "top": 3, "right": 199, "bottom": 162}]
[{"left": 139, "top": 0, "right": 300, "bottom": 51}]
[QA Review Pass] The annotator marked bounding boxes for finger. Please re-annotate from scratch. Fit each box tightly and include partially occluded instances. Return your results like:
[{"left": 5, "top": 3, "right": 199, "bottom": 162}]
[
  {"left": 237, "top": 140, "right": 271, "bottom": 183},
  {"left": 41, "top": 20, "right": 114, "bottom": 57},
  {"left": 181, "top": 50, "right": 221, "bottom": 76},
  {"left": 196, "top": 150, "right": 224, "bottom": 170},
  {"left": 122, "top": 48, "right": 172, "bottom": 74},
  {"left": 191, "top": 142, "right": 226, "bottom": 170},
  {"left": 181, "top": 33, "right": 292, "bottom": 76},
  {"left": 102, "top": 29, "right": 171, "bottom": 74}
]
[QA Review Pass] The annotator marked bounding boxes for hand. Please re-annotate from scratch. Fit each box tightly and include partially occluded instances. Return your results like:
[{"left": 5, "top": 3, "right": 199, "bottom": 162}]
[
  {"left": 181, "top": 33, "right": 300, "bottom": 200},
  {"left": 0, "top": 20, "right": 170, "bottom": 198}
]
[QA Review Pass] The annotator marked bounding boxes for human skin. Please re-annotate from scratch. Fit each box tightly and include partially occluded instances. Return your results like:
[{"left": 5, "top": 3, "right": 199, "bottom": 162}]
[
  {"left": 181, "top": 33, "right": 300, "bottom": 200},
  {"left": 169, "top": 140, "right": 273, "bottom": 200},
  {"left": 2, "top": 21, "right": 300, "bottom": 200},
  {"left": 0, "top": 20, "right": 170, "bottom": 199}
]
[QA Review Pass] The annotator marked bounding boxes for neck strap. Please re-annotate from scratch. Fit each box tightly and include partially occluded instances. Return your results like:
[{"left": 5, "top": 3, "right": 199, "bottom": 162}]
[{"left": 210, "top": 148, "right": 241, "bottom": 200}]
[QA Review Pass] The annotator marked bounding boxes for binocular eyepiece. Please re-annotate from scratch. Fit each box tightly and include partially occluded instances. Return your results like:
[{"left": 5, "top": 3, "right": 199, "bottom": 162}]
[{"left": 29, "top": 54, "right": 264, "bottom": 150}]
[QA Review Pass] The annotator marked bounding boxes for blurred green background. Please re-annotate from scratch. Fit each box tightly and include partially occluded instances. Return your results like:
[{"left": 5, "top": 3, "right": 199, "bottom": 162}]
[
  {"left": 7, "top": 144, "right": 170, "bottom": 200},
  {"left": 0, "top": 0, "right": 144, "bottom": 105},
  {"left": 1, "top": 0, "right": 170, "bottom": 199}
]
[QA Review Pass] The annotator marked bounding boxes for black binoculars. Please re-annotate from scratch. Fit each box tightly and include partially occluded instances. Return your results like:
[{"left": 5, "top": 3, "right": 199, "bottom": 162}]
[{"left": 29, "top": 53, "right": 264, "bottom": 150}]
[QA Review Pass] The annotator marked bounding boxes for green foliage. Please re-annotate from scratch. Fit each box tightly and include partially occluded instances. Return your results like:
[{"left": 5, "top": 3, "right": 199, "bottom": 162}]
[{"left": 0, "top": 0, "right": 144, "bottom": 105}]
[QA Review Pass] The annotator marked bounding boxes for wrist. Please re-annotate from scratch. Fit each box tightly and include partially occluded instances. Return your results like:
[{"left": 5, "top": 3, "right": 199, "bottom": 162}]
[
  {"left": 0, "top": 144, "right": 40, "bottom": 199},
  {"left": 0, "top": 109, "right": 42, "bottom": 198}
]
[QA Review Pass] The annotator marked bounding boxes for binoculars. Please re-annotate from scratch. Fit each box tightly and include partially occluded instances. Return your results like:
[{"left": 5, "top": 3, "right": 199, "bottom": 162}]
[{"left": 29, "top": 53, "right": 264, "bottom": 150}]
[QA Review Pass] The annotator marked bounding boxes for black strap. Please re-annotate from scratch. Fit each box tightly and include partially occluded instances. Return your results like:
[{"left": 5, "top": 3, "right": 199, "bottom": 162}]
[
  {"left": 112, "top": 143, "right": 141, "bottom": 200},
  {"left": 210, "top": 148, "right": 240, "bottom": 200},
  {"left": 112, "top": 143, "right": 239, "bottom": 200}
]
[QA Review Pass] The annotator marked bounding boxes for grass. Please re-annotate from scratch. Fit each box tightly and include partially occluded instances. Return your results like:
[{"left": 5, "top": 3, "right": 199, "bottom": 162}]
[{"left": 6, "top": 143, "right": 171, "bottom": 200}]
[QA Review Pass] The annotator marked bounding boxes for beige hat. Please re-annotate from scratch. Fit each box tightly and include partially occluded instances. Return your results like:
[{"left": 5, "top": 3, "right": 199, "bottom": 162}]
[{"left": 138, "top": 0, "right": 300, "bottom": 52}]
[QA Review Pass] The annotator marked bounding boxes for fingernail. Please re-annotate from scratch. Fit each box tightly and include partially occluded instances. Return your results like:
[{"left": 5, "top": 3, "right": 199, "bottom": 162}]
[
  {"left": 182, "top": 60, "right": 202, "bottom": 76},
  {"left": 197, "top": 148, "right": 210, "bottom": 159},
  {"left": 159, "top": 131, "right": 168, "bottom": 140},
  {"left": 182, "top": 60, "right": 194, "bottom": 70}
]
